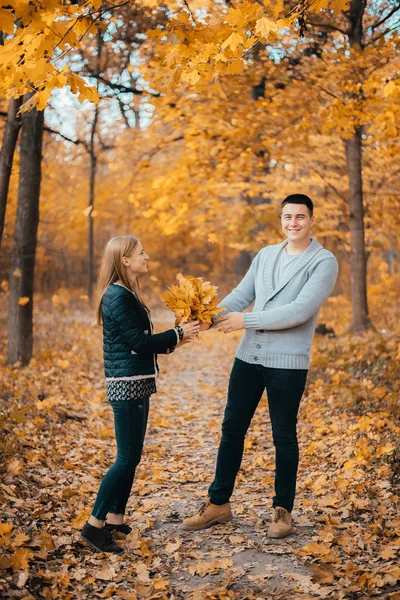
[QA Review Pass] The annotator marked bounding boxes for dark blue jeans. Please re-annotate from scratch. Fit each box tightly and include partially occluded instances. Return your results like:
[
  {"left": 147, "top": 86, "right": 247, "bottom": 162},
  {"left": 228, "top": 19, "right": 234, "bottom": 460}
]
[
  {"left": 208, "top": 358, "right": 307, "bottom": 512},
  {"left": 91, "top": 397, "right": 149, "bottom": 520}
]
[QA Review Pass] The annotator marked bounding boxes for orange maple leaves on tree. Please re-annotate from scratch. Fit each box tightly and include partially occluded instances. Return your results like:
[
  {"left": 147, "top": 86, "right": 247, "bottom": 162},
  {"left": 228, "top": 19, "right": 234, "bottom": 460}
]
[{"left": 0, "top": 0, "right": 351, "bottom": 108}]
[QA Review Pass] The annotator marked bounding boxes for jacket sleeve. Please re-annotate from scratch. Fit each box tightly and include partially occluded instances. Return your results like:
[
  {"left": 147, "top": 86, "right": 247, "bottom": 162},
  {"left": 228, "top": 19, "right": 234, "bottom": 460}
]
[
  {"left": 109, "top": 291, "right": 178, "bottom": 354},
  {"left": 243, "top": 257, "right": 338, "bottom": 330},
  {"left": 216, "top": 251, "right": 260, "bottom": 317}
]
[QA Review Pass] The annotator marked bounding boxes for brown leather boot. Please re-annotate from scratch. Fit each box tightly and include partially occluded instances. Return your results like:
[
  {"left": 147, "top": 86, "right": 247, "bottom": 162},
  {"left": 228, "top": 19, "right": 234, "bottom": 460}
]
[
  {"left": 267, "top": 507, "right": 293, "bottom": 538},
  {"left": 182, "top": 498, "right": 233, "bottom": 531}
]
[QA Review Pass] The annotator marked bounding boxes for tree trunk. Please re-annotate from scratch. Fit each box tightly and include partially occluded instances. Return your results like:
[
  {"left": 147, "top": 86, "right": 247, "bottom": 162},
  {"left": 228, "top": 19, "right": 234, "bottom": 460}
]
[
  {"left": 345, "top": 127, "right": 370, "bottom": 330},
  {"left": 87, "top": 31, "right": 102, "bottom": 303},
  {"left": 344, "top": 0, "right": 371, "bottom": 330},
  {"left": 0, "top": 97, "right": 23, "bottom": 252},
  {"left": 7, "top": 99, "right": 44, "bottom": 365},
  {"left": 87, "top": 106, "right": 99, "bottom": 304}
]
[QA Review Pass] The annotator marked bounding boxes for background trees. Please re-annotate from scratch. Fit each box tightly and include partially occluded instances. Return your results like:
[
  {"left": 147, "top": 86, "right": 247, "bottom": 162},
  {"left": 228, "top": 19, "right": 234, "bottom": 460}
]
[{"left": 0, "top": 0, "right": 399, "bottom": 364}]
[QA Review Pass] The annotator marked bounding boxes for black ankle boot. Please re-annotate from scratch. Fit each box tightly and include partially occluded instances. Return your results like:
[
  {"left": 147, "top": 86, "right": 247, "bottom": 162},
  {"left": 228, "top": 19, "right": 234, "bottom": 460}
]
[
  {"left": 80, "top": 523, "right": 124, "bottom": 554},
  {"left": 105, "top": 522, "right": 132, "bottom": 535}
]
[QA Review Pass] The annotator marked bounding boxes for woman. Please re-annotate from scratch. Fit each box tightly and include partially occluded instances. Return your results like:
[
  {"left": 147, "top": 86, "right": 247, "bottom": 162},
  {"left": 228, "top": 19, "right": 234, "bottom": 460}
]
[{"left": 80, "top": 235, "right": 199, "bottom": 554}]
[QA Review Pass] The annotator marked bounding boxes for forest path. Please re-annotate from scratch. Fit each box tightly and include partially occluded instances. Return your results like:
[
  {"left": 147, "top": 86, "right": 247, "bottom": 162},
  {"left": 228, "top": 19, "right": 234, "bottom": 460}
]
[{"left": 0, "top": 309, "right": 398, "bottom": 599}]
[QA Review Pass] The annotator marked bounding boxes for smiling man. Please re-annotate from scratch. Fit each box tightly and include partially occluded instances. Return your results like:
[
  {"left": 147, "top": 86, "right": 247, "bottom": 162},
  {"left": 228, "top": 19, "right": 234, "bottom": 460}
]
[{"left": 182, "top": 194, "right": 338, "bottom": 538}]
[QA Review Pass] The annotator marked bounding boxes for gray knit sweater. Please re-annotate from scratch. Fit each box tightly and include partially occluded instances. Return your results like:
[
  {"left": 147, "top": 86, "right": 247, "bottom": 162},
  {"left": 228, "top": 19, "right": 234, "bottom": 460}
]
[{"left": 219, "top": 238, "right": 338, "bottom": 370}]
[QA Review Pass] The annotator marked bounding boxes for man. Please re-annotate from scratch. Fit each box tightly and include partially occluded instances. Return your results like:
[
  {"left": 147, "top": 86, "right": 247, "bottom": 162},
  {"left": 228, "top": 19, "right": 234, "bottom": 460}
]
[{"left": 183, "top": 194, "right": 338, "bottom": 538}]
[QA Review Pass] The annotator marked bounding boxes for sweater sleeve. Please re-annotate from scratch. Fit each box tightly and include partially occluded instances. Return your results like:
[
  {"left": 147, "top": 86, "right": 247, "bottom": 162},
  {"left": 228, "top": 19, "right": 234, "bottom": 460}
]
[
  {"left": 217, "top": 252, "right": 259, "bottom": 315},
  {"left": 243, "top": 257, "right": 338, "bottom": 330},
  {"left": 109, "top": 292, "right": 178, "bottom": 354}
]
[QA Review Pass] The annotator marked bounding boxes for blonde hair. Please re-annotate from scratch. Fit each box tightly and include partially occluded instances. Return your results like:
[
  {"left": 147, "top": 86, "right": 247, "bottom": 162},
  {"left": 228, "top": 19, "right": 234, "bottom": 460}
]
[{"left": 94, "top": 235, "right": 149, "bottom": 325}]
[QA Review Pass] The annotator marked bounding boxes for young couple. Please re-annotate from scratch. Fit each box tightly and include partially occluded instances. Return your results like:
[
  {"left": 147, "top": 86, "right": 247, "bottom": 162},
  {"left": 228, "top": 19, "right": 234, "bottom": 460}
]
[{"left": 80, "top": 194, "right": 338, "bottom": 555}]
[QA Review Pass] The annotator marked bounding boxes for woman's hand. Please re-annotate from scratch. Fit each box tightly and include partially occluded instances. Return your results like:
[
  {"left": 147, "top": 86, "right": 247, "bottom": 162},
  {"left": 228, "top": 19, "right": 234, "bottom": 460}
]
[
  {"left": 176, "top": 321, "right": 200, "bottom": 347},
  {"left": 214, "top": 312, "right": 245, "bottom": 333}
]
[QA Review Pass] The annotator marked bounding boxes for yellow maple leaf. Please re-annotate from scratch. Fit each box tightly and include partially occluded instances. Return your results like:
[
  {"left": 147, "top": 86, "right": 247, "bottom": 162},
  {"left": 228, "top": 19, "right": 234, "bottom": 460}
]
[
  {"left": 221, "top": 32, "right": 244, "bottom": 52},
  {"left": 181, "top": 70, "right": 201, "bottom": 86},
  {"left": 271, "top": 0, "right": 284, "bottom": 18},
  {"left": 301, "top": 542, "right": 332, "bottom": 556},
  {"left": 18, "top": 297, "right": 30, "bottom": 306},
  {"left": 12, "top": 548, "right": 33, "bottom": 571},
  {"left": 255, "top": 17, "right": 279, "bottom": 38},
  {"left": 152, "top": 577, "right": 169, "bottom": 590},
  {"left": 0, "top": 523, "right": 13, "bottom": 536}
]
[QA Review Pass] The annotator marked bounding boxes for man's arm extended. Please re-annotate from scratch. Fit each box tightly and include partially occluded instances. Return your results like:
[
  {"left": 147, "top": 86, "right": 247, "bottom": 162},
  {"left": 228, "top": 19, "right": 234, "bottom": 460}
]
[{"left": 243, "top": 257, "right": 338, "bottom": 330}]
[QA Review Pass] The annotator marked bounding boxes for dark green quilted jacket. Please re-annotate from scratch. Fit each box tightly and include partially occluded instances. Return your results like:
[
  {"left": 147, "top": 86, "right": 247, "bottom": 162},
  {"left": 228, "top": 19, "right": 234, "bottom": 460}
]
[{"left": 102, "top": 283, "right": 178, "bottom": 380}]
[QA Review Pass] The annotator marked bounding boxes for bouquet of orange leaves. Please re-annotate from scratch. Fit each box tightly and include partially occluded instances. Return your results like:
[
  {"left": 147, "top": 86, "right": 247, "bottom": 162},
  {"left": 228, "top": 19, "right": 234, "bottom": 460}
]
[{"left": 162, "top": 275, "right": 225, "bottom": 343}]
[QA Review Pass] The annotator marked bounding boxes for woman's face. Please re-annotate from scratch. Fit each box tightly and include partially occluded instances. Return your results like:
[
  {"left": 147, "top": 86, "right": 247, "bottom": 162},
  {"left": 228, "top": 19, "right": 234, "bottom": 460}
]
[{"left": 122, "top": 241, "right": 149, "bottom": 278}]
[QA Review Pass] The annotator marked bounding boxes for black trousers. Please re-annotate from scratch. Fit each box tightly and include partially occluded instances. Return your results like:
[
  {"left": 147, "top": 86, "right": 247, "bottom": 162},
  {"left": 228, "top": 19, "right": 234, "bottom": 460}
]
[
  {"left": 208, "top": 358, "right": 307, "bottom": 512},
  {"left": 91, "top": 397, "right": 149, "bottom": 520}
]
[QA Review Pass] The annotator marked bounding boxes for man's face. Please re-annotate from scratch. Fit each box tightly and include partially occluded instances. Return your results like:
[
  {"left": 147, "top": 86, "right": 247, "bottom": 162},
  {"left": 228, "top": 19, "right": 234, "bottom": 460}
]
[{"left": 281, "top": 203, "right": 314, "bottom": 243}]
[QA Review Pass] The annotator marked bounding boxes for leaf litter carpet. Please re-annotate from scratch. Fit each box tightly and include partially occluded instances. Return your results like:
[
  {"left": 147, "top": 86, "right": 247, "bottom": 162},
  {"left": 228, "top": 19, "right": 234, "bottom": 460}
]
[{"left": 0, "top": 310, "right": 399, "bottom": 600}]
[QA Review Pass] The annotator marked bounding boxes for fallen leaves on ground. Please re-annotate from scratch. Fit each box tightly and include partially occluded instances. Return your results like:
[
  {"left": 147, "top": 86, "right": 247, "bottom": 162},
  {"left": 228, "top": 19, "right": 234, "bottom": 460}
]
[{"left": 0, "top": 301, "right": 399, "bottom": 599}]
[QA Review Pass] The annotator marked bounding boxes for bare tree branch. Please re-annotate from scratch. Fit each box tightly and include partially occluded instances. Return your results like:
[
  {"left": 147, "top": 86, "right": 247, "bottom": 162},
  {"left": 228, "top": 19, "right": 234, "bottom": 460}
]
[
  {"left": 88, "top": 72, "right": 160, "bottom": 97},
  {"left": 44, "top": 126, "right": 89, "bottom": 150},
  {"left": 306, "top": 21, "right": 348, "bottom": 35},
  {"left": 1, "top": 110, "right": 91, "bottom": 150},
  {"left": 370, "top": 18, "right": 400, "bottom": 43},
  {"left": 370, "top": 2, "right": 400, "bottom": 30},
  {"left": 117, "top": 98, "right": 132, "bottom": 128}
]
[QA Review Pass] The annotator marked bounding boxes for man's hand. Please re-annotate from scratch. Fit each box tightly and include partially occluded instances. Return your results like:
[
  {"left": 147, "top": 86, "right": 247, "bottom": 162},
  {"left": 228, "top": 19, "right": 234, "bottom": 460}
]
[{"left": 214, "top": 312, "right": 245, "bottom": 333}]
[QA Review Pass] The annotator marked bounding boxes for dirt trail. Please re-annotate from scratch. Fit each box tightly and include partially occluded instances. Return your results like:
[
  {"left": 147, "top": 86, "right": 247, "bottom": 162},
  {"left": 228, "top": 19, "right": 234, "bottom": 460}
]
[
  {"left": 1, "top": 310, "right": 398, "bottom": 600},
  {"left": 104, "top": 325, "right": 321, "bottom": 598}
]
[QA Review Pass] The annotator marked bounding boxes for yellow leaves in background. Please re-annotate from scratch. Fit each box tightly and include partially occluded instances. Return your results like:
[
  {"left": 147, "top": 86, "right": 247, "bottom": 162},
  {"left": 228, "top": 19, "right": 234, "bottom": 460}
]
[
  {"left": 0, "top": 0, "right": 359, "bottom": 103},
  {"left": 20, "top": 72, "right": 99, "bottom": 112},
  {"left": 148, "top": 0, "right": 353, "bottom": 88},
  {"left": 162, "top": 274, "right": 225, "bottom": 324},
  {"left": 383, "top": 80, "right": 399, "bottom": 98},
  {"left": 309, "top": 0, "right": 350, "bottom": 13},
  {"left": 0, "top": 1, "right": 101, "bottom": 102},
  {"left": 17, "top": 297, "right": 29, "bottom": 306},
  {"left": 0, "top": 7, "right": 14, "bottom": 34}
]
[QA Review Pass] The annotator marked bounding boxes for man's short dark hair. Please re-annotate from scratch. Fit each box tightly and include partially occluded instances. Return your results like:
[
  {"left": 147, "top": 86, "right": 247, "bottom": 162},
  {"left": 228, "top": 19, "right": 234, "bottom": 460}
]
[{"left": 281, "top": 194, "right": 313, "bottom": 217}]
